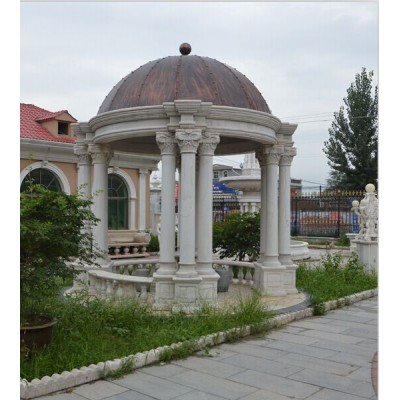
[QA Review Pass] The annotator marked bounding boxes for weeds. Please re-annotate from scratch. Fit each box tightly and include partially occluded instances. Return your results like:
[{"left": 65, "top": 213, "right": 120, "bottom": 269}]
[
  {"left": 297, "top": 253, "right": 377, "bottom": 315},
  {"left": 21, "top": 288, "right": 271, "bottom": 382}
]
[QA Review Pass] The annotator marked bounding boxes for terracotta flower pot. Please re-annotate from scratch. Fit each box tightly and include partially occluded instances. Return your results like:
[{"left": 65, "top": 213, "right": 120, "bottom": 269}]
[{"left": 20, "top": 318, "right": 57, "bottom": 352}]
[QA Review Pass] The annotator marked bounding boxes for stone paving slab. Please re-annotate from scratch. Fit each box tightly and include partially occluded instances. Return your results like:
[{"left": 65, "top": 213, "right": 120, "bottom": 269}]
[
  {"left": 112, "top": 371, "right": 193, "bottom": 400},
  {"left": 30, "top": 296, "right": 378, "bottom": 400},
  {"left": 228, "top": 369, "right": 321, "bottom": 399},
  {"left": 167, "top": 370, "right": 258, "bottom": 399},
  {"left": 289, "top": 368, "right": 375, "bottom": 398}
]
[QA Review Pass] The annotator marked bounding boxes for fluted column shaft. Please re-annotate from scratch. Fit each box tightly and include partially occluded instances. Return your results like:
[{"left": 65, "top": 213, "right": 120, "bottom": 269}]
[
  {"left": 89, "top": 144, "right": 113, "bottom": 256},
  {"left": 156, "top": 133, "right": 177, "bottom": 274},
  {"left": 74, "top": 145, "right": 91, "bottom": 200},
  {"left": 263, "top": 145, "right": 283, "bottom": 266},
  {"left": 175, "top": 129, "right": 202, "bottom": 277},
  {"left": 279, "top": 148, "right": 296, "bottom": 265},
  {"left": 196, "top": 134, "right": 220, "bottom": 274},
  {"left": 139, "top": 169, "right": 149, "bottom": 231}
]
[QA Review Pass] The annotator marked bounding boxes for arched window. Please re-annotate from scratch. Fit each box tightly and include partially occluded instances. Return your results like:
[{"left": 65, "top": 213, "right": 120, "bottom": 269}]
[
  {"left": 108, "top": 174, "right": 129, "bottom": 230},
  {"left": 20, "top": 168, "right": 62, "bottom": 192}
]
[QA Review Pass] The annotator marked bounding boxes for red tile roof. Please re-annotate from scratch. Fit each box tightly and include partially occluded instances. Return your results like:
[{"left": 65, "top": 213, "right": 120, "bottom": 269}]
[{"left": 20, "top": 103, "right": 76, "bottom": 143}]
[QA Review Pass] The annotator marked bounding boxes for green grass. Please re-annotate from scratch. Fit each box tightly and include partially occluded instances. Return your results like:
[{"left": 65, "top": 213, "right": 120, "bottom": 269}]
[
  {"left": 296, "top": 253, "right": 377, "bottom": 312},
  {"left": 20, "top": 291, "right": 271, "bottom": 382},
  {"left": 21, "top": 253, "right": 378, "bottom": 382}
]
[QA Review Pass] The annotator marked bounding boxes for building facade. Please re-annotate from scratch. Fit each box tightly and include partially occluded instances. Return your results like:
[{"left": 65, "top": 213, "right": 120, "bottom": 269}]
[{"left": 20, "top": 104, "right": 158, "bottom": 233}]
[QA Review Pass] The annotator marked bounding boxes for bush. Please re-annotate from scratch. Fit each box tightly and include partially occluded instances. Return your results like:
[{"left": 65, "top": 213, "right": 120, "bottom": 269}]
[
  {"left": 213, "top": 212, "right": 260, "bottom": 261},
  {"left": 335, "top": 233, "right": 350, "bottom": 247},
  {"left": 20, "top": 183, "right": 99, "bottom": 323},
  {"left": 147, "top": 234, "right": 160, "bottom": 252}
]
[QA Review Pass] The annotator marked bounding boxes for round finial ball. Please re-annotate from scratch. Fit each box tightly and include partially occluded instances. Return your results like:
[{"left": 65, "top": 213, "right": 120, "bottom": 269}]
[
  {"left": 352, "top": 200, "right": 359, "bottom": 207},
  {"left": 179, "top": 43, "right": 191, "bottom": 55},
  {"left": 365, "top": 183, "right": 375, "bottom": 193}
]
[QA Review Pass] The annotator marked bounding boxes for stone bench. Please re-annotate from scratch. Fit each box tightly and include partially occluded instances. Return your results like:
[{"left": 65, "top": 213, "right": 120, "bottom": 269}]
[
  {"left": 108, "top": 230, "right": 150, "bottom": 259},
  {"left": 88, "top": 269, "right": 153, "bottom": 300}
]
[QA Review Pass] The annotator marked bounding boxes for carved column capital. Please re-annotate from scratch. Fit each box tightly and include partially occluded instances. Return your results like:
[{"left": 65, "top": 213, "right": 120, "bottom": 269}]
[
  {"left": 74, "top": 144, "right": 91, "bottom": 165},
  {"left": 175, "top": 129, "right": 202, "bottom": 153},
  {"left": 198, "top": 133, "right": 220, "bottom": 156},
  {"left": 280, "top": 147, "right": 297, "bottom": 166},
  {"left": 139, "top": 168, "right": 150, "bottom": 176},
  {"left": 156, "top": 132, "right": 177, "bottom": 156},
  {"left": 88, "top": 144, "right": 113, "bottom": 164},
  {"left": 265, "top": 145, "right": 284, "bottom": 165},
  {"left": 255, "top": 148, "right": 268, "bottom": 167}
]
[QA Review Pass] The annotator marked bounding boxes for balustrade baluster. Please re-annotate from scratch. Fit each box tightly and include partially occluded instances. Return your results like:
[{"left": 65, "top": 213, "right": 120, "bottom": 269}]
[
  {"left": 238, "top": 267, "right": 244, "bottom": 284},
  {"left": 245, "top": 268, "right": 252, "bottom": 285}
]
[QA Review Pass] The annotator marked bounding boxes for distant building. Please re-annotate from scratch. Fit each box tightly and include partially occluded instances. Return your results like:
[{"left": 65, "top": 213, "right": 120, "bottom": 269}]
[
  {"left": 20, "top": 103, "right": 158, "bottom": 231},
  {"left": 212, "top": 163, "right": 242, "bottom": 180}
]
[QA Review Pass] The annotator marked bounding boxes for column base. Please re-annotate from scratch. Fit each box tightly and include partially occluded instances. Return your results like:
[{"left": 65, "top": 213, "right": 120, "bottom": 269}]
[
  {"left": 152, "top": 274, "right": 175, "bottom": 310},
  {"left": 196, "top": 261, "right": 215, "bottom": 275},
  {"left": 198, "top": 273, "right": 219, "bottom": 304},
  {"left": 156, "top": 261, "right": 177, "bottom": 275},
  {"left": 284, "top": 264, "right": 298, "bottom": 294},
  {"left": 172, "top": 276, "right": 203, "bottom": 313},
  {"left": 254, "top": 262, "right": 287, "bottom": 296},
  {"left": 176, "top": 262, "right": 198, "bottom": 278}
]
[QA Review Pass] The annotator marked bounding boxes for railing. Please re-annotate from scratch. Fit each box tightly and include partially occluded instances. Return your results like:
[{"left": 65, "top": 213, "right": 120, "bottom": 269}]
[
  {"left": 213, "top": 260, "right": 256, "bottom": 287},
  {"left": 109, "top": 259, "right": 160, "bottom": 275},
  {"left": 291, "top": 191, "right": 365, "bottom": 237},
  {"left": 86, "top": 258, "right": 257, "bottom": 301}
]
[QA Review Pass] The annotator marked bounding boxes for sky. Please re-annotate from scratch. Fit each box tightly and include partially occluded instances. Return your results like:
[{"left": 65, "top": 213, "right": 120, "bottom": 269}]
[{"left": 19, "top": 1, "right": 379, "bottom": 190}]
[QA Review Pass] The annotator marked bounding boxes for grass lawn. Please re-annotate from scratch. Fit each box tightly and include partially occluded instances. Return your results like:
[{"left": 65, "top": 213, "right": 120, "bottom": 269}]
[{"left": 21, "top": 253, "right": 377, "bottom": 382}]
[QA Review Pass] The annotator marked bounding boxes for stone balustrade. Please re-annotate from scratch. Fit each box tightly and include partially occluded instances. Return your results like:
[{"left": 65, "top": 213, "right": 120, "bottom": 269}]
[
  {"left": 88, "top": 270, "right": 153, "bottom": 300},
  {"left": 213, "top": 260, "right": 256, "bottom": 287},
  {"left": 108, "top": 230, "right": 151, "bottom": 259}
]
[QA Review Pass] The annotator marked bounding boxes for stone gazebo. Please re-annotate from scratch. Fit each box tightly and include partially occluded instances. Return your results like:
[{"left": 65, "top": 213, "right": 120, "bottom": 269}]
[{"left": 73, "top": 43, "right": 298, "bottom": 310}]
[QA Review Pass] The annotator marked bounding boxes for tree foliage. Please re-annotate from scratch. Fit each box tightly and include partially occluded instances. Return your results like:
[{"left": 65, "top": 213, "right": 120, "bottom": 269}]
[
  {"left": 20, "top": 183, "right": 99, "bottom": 320},
  {"left": 323, "top": 68, "right": 378, "bottom": 190},
  {"left": 213, "top": 212, "right": 260, "bottom": 261}
]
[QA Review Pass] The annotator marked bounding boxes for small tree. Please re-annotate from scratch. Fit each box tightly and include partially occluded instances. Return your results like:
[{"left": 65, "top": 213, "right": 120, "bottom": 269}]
[
  {"left": 20, "top": 183, "right": 99, "bottom": 323},
  {"left": 323, "top": 68, "right": 378, "bottom": 190},
  {"left": 213, "top": 212, "right": 260, "bottom": 261}
]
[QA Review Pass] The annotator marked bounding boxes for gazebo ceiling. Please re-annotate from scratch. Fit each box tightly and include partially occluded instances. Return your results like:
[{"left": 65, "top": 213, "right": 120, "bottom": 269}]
[{"left": 98, "top": 43, "right": 271, "bottom": 114}]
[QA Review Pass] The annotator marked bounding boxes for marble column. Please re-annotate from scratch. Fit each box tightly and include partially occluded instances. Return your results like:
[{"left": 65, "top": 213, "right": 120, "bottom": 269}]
[
  {"left": 196, "top": 134, "right": 220, "bottom": 273},
  {"left": 175, "top": 129, "right": 202, "bottom": 277},
  {"left": 171, "top": 128, "right": 203, "bottom": 311},
  {"left": 279, "top": 147, "right": 298, "bottom": 294},
  {"left": 88, "top": 144, "right": 113, "bottom": 260},
  {"left": 196, "top": 134, "right": 220, "bottom": 303},
  {"left": 153, "top": 132, "right": 177, "bottom": 310},
  {"left": 155, "top": 132, "right": 177, "bottom": 275},
  {"left": 74, "top": 144, "right": 91, "bottom": 200},
  {"left": 254, "top": 145, "right": 286, "bottom": 296},
  {"left": 138, "top": 169, "right": 149, "bottom": 231}
]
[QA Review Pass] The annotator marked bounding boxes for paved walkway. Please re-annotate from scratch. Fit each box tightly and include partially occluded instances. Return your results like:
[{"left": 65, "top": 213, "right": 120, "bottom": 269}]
[{"left": 34, "top": 297, "right": 377, "bottom": 400}]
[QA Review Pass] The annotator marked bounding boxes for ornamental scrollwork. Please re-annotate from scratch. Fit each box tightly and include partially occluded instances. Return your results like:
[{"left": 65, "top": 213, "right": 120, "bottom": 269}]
[
  {"left": 175, "top": 129, "right": 202, "bottom": 153},
  {"left": 156, "top": 132, "right": 177, "bottom": 155}
]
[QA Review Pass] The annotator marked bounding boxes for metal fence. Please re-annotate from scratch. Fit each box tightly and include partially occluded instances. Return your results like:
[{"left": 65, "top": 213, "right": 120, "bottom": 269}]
[
  {"left": 291, "top": 190, "right": 366, "bottom": 237},
  {"left": 213, "top": 196, "right": 241, "bottom": 222}
]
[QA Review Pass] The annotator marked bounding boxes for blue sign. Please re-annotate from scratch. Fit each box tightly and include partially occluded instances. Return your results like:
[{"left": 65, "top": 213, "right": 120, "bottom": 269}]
[{"left": 212, "top": 181, "right": 239, "bottom": 195}]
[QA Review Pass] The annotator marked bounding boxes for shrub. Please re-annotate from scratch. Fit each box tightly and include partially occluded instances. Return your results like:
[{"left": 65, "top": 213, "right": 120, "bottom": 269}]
[
  {"left": 147, "top": 234, "right": 160, "bottom": 252},
  {"left": 213, "top": 212, "right": 260, "bottom": 261}
]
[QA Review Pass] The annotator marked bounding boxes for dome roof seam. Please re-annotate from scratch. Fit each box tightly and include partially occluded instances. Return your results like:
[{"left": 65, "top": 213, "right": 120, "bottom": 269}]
[
  {"left": 199, "top": 56, "right": 222, "bottom": 105},
  {"left": 136, "top": 58, "right": 165, "bottom": 102},
  {"left": 222, "top": 62, "right": 257, "bottom": 110}
]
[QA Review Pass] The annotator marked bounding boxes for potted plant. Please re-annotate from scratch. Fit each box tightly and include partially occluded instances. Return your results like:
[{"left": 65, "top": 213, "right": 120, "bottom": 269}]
[{"left": 20, "top": 183, "right": 99, "bottom": 352}]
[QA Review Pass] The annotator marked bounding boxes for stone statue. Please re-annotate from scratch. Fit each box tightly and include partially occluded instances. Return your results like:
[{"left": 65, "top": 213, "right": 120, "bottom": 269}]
[{"left": 352, "top": 183, "right": 378, "bottom": 242}]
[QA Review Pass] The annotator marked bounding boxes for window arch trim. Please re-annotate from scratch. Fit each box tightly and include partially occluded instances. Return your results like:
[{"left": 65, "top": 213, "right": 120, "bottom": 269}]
[{"left": 20, "top": 161, "right": 71, "bottom": 194}]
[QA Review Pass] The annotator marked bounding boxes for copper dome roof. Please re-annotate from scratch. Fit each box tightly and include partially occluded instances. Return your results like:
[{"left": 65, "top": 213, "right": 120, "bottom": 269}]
[{"left": 98, "top": 48, "right": 270, "bottom": 114}]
